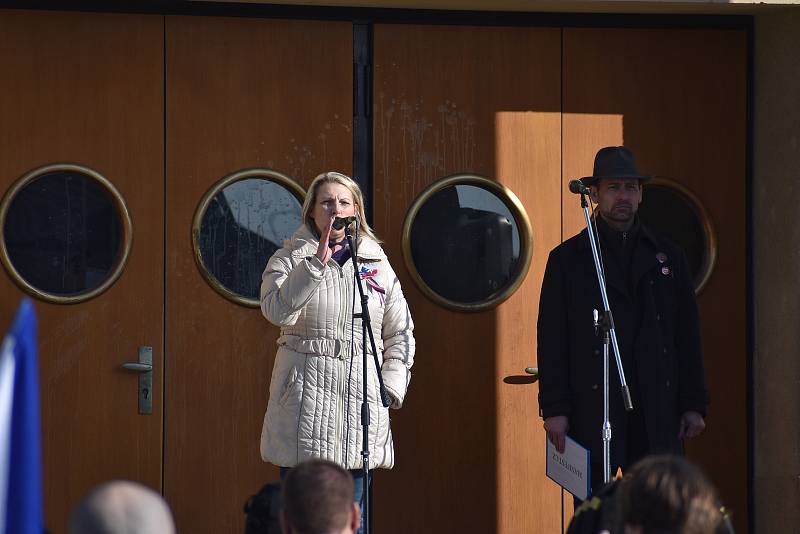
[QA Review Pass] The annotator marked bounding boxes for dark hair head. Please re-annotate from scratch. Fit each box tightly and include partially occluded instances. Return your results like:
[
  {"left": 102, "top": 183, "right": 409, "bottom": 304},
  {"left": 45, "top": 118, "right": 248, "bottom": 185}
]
[
  {"left": 281, "top": 460, "right": 354, "bottom": 534},
  {"left": 243, "top": 482, "right": 281, "bottom": 534},
  {"left": 619, "top": 455, "right": 724, "bottom": 534}
]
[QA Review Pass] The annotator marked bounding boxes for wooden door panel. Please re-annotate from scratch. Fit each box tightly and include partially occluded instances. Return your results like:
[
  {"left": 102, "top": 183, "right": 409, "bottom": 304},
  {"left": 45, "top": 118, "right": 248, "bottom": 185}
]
[
  {"left": 563, "top": 28, "right": 748, "bottom": 533},
  {"left": 165, "top": 16, "right": 353, "bottom": 532},
  {"left": 0, "top": 9, "right": 164, "bottom": 531},
  {"left": 373, "top": 24, "right": 563, "bottom": 533}
]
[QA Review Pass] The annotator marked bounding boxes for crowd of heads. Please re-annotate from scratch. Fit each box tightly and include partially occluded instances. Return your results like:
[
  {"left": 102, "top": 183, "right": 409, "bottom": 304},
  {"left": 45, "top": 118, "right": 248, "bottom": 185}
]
[
  {"left": 67, "top": 459, "right": 358, "bottom": 534},
  {"left": 68, "top": 455, "right": 729, "bottom": 534}
]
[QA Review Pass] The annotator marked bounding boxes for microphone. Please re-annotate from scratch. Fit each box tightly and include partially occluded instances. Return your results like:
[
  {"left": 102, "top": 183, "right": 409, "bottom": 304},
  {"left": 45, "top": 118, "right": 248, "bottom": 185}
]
[
  {"left": 568, "top": 180, "right": 590, "bottom": 195},
  {"left": 332, "top": 216, "right": 358, "bottom": 230}
]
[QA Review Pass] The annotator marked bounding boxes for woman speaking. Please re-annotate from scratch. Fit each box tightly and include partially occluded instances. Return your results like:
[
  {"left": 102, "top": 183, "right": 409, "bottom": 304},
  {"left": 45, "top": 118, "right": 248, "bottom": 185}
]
[{"left": 259, "top": 171, "right": 415, "bottom": 522}]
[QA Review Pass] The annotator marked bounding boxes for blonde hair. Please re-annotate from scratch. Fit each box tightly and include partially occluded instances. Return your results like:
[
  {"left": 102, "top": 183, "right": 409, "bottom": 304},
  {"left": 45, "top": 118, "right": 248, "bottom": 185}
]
[{"left": 301, "top": 171, "right": 380, "bottom": 243}]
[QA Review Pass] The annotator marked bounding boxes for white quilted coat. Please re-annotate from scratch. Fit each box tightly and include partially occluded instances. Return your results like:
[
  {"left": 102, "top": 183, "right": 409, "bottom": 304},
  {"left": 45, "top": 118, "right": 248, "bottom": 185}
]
[{"left": 259, "top": 225, "right": 415, "bottom": 469}]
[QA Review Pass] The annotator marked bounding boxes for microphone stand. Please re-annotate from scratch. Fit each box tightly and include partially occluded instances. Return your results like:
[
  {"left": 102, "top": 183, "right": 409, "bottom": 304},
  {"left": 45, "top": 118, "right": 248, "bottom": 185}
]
[
  {"left": 343, "top": 222, "right": 392, "bottom": 534},
  {"left": 577, "top": 191, "right": 634, "bottom": 485}
]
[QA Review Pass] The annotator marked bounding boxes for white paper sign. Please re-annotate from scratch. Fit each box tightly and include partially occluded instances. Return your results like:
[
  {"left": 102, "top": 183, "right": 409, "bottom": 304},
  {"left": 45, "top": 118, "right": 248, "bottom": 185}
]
[{"left": 546, "top": 435, "right": 590, "bottom": 500}]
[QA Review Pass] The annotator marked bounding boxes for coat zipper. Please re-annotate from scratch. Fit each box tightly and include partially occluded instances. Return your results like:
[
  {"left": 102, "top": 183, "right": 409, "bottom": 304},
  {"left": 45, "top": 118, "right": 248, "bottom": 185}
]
[{"left": 332, "top": 260, "right": 349, "bottom": 466}]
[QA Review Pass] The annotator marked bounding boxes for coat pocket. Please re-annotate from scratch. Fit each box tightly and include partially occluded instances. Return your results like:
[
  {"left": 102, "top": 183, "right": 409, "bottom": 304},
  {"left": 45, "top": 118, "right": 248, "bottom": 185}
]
[{"left": 279, "top": 366, "right": 303, "bottom": 409}]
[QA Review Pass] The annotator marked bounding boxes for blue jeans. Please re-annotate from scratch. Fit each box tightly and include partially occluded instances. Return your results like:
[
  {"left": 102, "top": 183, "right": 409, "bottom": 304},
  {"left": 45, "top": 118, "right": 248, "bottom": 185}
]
[
  {"left": 279, "top": 467, "right": 370, "bottom": 534},
  {"left": 351, "top": 469, "right": 370, "bottom": 534}
]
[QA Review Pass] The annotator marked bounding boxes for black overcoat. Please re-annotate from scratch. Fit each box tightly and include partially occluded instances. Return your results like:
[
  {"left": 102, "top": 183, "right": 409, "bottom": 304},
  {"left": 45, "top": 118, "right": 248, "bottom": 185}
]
[{"left": 537, "top": 223, "right": 708, "bottom": 466}]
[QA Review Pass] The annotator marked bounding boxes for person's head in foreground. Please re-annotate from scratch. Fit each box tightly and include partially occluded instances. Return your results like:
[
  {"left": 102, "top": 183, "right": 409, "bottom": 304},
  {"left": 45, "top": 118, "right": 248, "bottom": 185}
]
[
  {"left": 69, "top": 480, "right": 175, "bottom": 534},
  {"left": 619, "top": 455, "right": 730, "bottom": 534},
  {"left": 280, "top": 459, "right": 360, "bottom": 534}
]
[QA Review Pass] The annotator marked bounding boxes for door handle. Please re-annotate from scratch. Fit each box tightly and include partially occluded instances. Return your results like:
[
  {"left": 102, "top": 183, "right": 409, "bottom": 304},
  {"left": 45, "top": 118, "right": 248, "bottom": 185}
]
[
  {"left": 121, "top": 346, "right": 153, "bottom": 415},
  {"left": 121, "top": 362, "right": 152, "bottom": 372},
  {"left": 524, "top": 367, "right": 539, "bottom": 377}
]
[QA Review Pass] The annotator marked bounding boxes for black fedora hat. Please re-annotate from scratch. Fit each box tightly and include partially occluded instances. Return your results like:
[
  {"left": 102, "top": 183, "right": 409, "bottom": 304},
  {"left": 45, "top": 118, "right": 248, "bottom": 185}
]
[{"left": 580, "top": 146, "right": 652, "bottom": 186}]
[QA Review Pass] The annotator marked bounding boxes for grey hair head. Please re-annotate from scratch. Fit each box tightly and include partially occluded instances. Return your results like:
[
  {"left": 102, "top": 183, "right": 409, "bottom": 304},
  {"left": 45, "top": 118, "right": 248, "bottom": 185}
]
[{"left": 69, "top": 480, "right": 175, "bottom": 534}]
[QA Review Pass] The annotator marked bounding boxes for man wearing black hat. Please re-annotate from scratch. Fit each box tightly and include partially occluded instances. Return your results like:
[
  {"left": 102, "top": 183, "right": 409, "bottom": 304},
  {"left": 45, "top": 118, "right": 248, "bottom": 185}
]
[{"left": 537, "top": 146, "right": 708, "bottom": 498}]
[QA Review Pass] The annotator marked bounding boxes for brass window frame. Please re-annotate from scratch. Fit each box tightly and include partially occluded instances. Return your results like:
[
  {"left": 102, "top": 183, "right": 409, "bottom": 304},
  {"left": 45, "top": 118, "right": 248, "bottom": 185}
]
[
  {"left": 0, "top": 163, "right": 133, "bottom": 305},
  {"left": 191, "top": 168, "right": 306, "bottom": 308},
  {"left": 647, "top": 177, "right": 718, "bottom": 294},
  {"left": 401, "top": 173, "right": 533, "bottom": 313}
]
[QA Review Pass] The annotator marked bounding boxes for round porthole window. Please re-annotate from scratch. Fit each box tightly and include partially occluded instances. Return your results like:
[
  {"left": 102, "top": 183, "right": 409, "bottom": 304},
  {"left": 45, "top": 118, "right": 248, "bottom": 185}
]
[
  {"left": 638, "top": 177, "right": 717, "bottom": 294},
  {"left": 0, "top": 164, "right": 132, "bottom": 304},
  {"left": 192, "top": 168, "right": 305, "bottom": 307},
  {"left": 402, "top": 174, "right": 533, "bottom": 312}
]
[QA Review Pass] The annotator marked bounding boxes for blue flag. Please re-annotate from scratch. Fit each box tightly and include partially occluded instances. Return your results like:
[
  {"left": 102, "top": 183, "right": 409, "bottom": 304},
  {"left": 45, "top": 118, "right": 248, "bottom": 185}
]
[{"left": 0, "top": 299, "right": 44, "bottom": 534}]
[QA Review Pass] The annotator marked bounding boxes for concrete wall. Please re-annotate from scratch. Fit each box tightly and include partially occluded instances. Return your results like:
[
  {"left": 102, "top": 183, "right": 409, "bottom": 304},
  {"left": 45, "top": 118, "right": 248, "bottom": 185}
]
[{"left": 753, "top": 9, "right": 800, "bottom": 533}]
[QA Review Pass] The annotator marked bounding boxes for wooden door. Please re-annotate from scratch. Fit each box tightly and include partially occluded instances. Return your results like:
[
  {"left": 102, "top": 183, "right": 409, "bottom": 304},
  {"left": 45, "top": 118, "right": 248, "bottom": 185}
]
[
  {"left": 164, "top": 16, "right": 353, "bottom": 532},
  {"left": 562, "top": 28, "right": 748, "bottom": 533},
  {"left": 372, "top": 24, "right": 565, "bottom": 533},
  {"left": 0, "top": 12, "right": 749, "bottom": 534},
  {"left": 0, "top": 9, "right": 164, "bottom": 532}
]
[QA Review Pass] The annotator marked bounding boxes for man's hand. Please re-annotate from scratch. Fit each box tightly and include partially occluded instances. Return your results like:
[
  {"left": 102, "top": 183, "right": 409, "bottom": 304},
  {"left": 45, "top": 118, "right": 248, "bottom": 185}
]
[
  {"left": 544, "top": 415, "right": 569, "bottom": 454},
  {"left": 678, "top": 410, "right": 705, "bottom": 440}
]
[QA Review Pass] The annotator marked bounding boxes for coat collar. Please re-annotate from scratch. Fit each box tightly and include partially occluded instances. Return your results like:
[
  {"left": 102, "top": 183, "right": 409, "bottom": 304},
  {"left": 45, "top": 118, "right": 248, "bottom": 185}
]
[
  {"left": 575, "top": 216, "right": 661, "bottom": 252},
  {"left": 287, "top": 224, "right": 385, "bottom": 263},
  {"left": 576, "top": 218, "right": 664, "bottom": 296}
]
